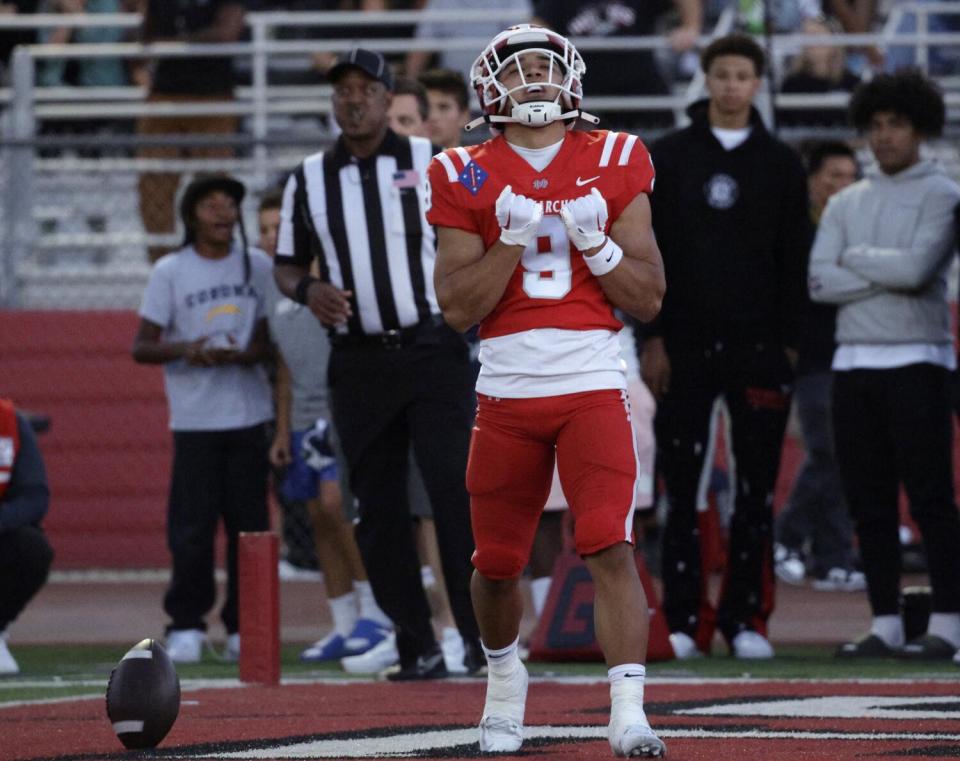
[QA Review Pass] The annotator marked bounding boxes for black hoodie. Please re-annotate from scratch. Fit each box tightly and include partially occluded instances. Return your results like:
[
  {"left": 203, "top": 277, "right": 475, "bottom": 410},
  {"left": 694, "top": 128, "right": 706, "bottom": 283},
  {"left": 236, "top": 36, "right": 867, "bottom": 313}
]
[{"left": 646, "top": 99, "right": 810, "bottom": 351}]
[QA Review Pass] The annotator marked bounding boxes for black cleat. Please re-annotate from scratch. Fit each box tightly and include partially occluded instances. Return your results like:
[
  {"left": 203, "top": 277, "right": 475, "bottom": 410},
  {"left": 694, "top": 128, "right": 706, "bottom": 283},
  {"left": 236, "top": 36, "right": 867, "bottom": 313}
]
[
  {"left": 835, "top": 633, "right": 899, "bottom": 659},
  {"left": 384, "top": 647, "right": 448, "bottom": 681},
  {"left": 462, "top": 637, "right": 488, "bottom": 677}
]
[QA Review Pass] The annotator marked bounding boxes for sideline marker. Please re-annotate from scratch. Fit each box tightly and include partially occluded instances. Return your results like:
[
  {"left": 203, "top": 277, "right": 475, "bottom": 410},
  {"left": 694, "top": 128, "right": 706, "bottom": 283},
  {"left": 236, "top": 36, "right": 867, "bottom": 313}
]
[{"left": 239, "top": 532, "right": 280, "bottom": 685}]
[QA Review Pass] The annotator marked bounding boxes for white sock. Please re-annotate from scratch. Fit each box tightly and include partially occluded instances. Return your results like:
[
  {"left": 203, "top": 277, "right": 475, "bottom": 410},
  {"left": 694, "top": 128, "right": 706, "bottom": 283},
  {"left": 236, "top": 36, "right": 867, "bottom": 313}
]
[
  {"left": 482, "top": 637, "right": 521, "bottom": 676},
  {"left": 871, "top": 614, "right": 905, "bottom": 649},
  {"left": 327, "top": 592, "right": 358, "bottom": 638},
  {"left": 927, "top": 613, "right": 960, "bottom": 649},
  {"left": 530, "top": 577, "right": 552, "bottom": 619},
  {"left": 354, "top": 580, "right": 392, "bottom": 628},
  {"left": 609, "top": 664, "right": 648, "bottom": 727}
]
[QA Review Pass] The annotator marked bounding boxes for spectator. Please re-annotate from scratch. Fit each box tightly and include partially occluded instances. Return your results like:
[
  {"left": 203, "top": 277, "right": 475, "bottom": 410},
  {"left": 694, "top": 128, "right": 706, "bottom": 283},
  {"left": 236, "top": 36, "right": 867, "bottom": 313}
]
[
  {"left": 533, "top": 0, "right": 702, "bottom": 129},
  {"left": 738, "top": 0, "right": 823, "bottom": 33},
  {"left": 418, "top": 67, "right": 471, "bottom": 148},
  {"left": 387, "top": 76, "right": 430, "bottom": 137},
  {"left": 37, "top": 0, "right": 129, "bottom": 88},
  {"left": 0, "top": 1, "right": 39, "bottom": 84},
  {"left": 273, "top": 48, "right": 483, "bottom": 680},
  {"left": 405, "top": 0, "right": 532, "bottom": 83},
  {"left": 778, "top": 18, "right": 861, "bottom": 127},
  {"left": 823, "top": 0, "right": 882, "bottom": 72},
  {"left": 132, "top": 174, "right": 274, "bottom": 664},
  {"left": 137, "top": 0, "right": 245, "bottom": 262},
  {"left": 774, "top": 141, "right": 862, "bottom": 592},
  {"left": 0, "top": 399, "right": 54, "bottom": 676},
  {"left": 808, "top": 70, "right": 960, "bottom": 660},
  {"left": 429, "top": 23, "right": 666, "bottom": 755},
  {"left": 258, "top": 191, "right": 394, "bottom": 663},
  {"left": 642, "top": 34, "right": 809, "bottom": 661}
]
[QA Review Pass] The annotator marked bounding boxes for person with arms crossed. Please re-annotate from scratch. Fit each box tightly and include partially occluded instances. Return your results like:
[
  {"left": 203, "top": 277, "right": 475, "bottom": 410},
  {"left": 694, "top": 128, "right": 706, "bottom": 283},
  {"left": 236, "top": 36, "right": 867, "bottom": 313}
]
[
  {"left": 808, "top": 70, "right": 960, "bottom": 661},
  {"left": 429, "top": 24, "right": 665, "bottom": 756},
  {"left": 274, "top": 48, "right": 483, "bottom": 681},
  {"left": 0, "top": 399, "right": 54, "bottom": 675},
  {"left": 132, "top": 174, "right": 273, "bottom": 664}
]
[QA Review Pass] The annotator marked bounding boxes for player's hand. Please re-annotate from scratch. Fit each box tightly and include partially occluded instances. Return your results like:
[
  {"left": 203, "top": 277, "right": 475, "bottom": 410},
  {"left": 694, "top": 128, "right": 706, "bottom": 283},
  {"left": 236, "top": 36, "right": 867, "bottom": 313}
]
[
  {"left": 560, "top": 187, "right": 608, "bottom": 251},
  {"left": 305, "top": 281, "right": 354, "bottom": 327},
  {"left": 640, "top": 336, "right": 671, "bottom": 401},
  {"left": 495, "top": 185, "right": 543, "bottom": 248}
]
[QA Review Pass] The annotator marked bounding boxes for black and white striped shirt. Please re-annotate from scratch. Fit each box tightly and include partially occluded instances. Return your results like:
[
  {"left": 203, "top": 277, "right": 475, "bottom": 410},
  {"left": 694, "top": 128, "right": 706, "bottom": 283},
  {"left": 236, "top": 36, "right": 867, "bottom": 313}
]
[{"left": 276, "top": 130, "right": 439, "bottom": 337}]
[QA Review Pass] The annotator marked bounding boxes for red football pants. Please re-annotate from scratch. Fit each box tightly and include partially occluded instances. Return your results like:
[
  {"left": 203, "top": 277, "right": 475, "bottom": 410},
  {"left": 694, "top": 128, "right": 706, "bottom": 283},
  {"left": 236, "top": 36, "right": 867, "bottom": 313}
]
[{"left": 467, "top": 389, "right": 638, "bottom": 580}]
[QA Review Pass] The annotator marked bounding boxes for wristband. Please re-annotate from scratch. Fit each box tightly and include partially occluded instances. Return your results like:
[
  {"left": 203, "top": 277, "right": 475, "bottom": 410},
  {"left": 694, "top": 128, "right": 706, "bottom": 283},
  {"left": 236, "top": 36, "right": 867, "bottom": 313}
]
[
  {"left": 294, "top": 275, "right": 319, "bottom": 305},
  {"left": 582, "top": 238, "right": 623, "bottom": 277}
]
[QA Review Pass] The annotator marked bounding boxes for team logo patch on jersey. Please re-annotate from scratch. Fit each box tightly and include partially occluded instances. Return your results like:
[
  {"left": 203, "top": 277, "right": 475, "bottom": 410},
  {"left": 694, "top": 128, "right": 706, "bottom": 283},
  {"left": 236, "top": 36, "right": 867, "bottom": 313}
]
[
  {"left": 704, "top": 173, "right": 739, "bottom": 209},
  {"left": 458, "top": 160, "right": 488, "bottom": 196},
  {"left": 533, "top": 178, "right": 549, "bottom": 190}
]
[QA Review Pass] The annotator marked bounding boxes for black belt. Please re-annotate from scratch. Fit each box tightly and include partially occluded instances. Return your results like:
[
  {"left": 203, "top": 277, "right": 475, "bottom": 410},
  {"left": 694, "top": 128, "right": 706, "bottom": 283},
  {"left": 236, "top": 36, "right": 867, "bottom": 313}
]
[{"left": 330, "top": 317, "right": 440, "bottom": 350}]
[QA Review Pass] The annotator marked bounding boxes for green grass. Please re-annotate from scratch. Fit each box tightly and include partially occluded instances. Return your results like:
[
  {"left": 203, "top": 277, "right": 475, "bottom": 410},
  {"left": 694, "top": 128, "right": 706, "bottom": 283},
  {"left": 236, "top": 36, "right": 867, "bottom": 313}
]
[{"left": 1, "top": 644, "right": 956, "bottom": 706}]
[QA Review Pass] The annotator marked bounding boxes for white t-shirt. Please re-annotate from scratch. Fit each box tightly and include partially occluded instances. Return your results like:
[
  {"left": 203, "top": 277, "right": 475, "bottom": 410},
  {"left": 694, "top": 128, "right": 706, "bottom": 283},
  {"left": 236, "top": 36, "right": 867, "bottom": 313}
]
[{"left": 139, "top": 245, "right": 274, "bottom": 432}]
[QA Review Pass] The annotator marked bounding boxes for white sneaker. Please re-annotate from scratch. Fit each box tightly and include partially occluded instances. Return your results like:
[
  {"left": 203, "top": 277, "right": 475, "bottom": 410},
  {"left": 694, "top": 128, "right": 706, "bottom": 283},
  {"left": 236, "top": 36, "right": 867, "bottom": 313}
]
[
  {"left": 479, "top": 662, "right": 528, "bottom": 753},
  {"left": 668, "top": 631, "right": 702, "bottom": 659},
  {"left": 223, "top": 633, "right": 240, "bottom": 662},
  {"left": 441, "top": 627, "right": 467, "bottom": 675},
  {"left": 341, "top": 631, "right": 398, "bottom": 674},
  {"left": 609, "top": 722, "right": 666, "bottom": 757},
  {"left": 812, "top": 567, "right": 867, "bottom": 592},
  {"left": 166, "top": 628, "right": 206, "bottom": 663},
  {"left": 0, "top": 631, "right": 19, "bottom": 675},
  {"left": 609, "top": 680, "right": 665, "bottom": 757},
  {"left": 277, "top": 559, "right": 324, "bottom": 582},
  {"left": 731, "top": 630, "right": 774, "bottom": 659},
  {"left": 774, "top": 543, "right": 806, "bottom": 585}
]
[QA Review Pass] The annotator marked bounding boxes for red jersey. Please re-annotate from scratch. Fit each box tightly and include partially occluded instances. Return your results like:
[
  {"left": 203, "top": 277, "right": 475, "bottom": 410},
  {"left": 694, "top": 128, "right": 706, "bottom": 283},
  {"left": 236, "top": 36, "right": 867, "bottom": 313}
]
[{"left": 426, "top": 130, "right": 655, "bottom": 340}]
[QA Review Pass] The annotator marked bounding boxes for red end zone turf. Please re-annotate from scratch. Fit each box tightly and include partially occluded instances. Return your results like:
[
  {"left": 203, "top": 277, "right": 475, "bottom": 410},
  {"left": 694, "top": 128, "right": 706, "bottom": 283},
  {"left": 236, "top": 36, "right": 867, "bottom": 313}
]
[{"left": 3, "top": 679, "right": 959, "bottom": 760}]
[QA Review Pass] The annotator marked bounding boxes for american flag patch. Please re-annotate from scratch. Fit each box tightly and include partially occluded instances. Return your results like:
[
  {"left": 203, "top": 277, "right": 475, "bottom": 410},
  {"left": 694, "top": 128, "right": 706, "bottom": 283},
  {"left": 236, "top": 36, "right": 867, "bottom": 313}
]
[{"left": 393, "top": 169, "right": 420, "bottom": 188}]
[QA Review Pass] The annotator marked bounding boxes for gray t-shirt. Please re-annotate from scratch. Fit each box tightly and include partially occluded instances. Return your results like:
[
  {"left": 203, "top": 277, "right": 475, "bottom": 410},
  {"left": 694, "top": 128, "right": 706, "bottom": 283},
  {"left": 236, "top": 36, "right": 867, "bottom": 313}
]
[
  {"left": 139, "top": 245, "right": 274, "bottom": 432},
  {"left": 263, "top": 276, "right": 331, "bottom": 431}
]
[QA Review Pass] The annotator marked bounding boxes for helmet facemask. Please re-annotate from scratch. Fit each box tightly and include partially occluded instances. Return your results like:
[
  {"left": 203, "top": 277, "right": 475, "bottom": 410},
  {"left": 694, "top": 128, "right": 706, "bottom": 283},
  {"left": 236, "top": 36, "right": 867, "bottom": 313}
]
[{"left": 467, "top": 24, "right": 596, "bottom": 133}]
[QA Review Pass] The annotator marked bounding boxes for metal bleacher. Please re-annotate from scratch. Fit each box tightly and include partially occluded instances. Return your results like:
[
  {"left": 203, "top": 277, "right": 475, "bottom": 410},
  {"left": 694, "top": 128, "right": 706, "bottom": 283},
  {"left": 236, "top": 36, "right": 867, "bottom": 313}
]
[{"left": 1, "top": 3, "right": 959, "bottom": 309}]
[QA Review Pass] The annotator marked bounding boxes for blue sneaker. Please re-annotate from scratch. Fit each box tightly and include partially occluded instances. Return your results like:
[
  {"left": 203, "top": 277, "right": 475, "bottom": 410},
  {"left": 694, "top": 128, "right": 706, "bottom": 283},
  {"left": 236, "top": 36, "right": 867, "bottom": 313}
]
[
  {"left": 300, "top": 632, "right": 351, "bottom": 662},
  {"left": 343, "top": 618, "right": 391, "bottom": 656}
]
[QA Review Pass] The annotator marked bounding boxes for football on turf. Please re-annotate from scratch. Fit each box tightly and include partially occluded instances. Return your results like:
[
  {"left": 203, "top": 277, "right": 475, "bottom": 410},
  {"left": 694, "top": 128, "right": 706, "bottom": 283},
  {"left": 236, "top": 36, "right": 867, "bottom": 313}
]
[{"left": 105, "top": 638, "right": 181, "bottom": 749}]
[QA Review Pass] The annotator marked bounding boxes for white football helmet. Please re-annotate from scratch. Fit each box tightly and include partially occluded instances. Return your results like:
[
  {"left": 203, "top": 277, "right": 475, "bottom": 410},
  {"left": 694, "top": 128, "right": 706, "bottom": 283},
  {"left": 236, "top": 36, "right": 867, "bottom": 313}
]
[{"left": 466, "top": 24, "right": 599, "bottom": 132}]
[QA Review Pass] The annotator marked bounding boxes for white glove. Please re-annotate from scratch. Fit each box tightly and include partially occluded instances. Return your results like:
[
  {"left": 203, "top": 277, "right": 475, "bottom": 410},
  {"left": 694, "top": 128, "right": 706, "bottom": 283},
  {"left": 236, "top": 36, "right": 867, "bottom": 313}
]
[
  {"left": 560, "top": 187, "right": 608, "bottom": 250},
  {"left": 495, "top": 185, "right": 543, "bottom": 248}
]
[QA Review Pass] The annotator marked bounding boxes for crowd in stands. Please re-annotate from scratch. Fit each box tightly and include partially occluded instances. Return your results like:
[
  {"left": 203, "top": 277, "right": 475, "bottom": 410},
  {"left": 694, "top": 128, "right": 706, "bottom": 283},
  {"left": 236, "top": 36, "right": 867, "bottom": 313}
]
[{"left": 1, "top": 1, "right": 958, "bottom": 126}]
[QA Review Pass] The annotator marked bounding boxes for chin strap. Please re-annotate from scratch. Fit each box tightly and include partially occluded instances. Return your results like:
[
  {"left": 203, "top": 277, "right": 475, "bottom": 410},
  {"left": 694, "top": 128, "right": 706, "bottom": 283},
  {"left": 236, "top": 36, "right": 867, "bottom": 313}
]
[{"left": 464, "top": 108, "right": 600, "bottom": 133}]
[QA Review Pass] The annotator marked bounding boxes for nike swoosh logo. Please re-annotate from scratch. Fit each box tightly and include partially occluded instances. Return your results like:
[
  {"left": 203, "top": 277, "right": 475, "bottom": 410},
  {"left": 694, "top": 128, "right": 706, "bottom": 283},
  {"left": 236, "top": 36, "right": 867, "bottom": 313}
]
[
  {"left": 576, "top": 175, "right": 600, "bottom": 186},
  {"left": 605, "top": 251, "right": 615, "bottom": 262}
]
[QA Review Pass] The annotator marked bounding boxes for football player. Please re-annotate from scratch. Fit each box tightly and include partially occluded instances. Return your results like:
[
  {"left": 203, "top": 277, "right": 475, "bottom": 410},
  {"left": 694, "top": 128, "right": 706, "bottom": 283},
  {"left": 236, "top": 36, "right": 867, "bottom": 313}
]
[{"left": 428, "top": 24, "right": 666, "bottom": 758}]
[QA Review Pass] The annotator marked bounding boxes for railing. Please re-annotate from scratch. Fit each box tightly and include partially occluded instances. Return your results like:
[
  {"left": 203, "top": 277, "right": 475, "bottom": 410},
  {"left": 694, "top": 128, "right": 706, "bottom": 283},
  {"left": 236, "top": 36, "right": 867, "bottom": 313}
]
[{"left": 1, "top": 4, "right": 959, "bottom": 307}]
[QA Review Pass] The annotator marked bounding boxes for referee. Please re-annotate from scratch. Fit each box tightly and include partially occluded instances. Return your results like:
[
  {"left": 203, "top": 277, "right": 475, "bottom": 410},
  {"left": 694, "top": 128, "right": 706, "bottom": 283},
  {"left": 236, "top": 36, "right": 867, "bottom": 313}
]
[{"left": 274, "top": 48, "right": 481, "bottom": 680}]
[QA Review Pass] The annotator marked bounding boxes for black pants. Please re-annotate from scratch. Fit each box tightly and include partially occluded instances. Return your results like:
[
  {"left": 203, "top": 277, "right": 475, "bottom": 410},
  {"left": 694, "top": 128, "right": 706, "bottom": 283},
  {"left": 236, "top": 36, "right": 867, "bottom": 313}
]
[
  {"left": 0, "top": 525, "right": 54, "bottom": 631},
  {"left": 328, "top": 320, "right": 479, "bottom": 667},
  {"left": 657, "top": 340, "right": 792, "bottom": 644},
  {"left": 833, "top": 364, "right": 960, "bottom": 617},
  {"left": 164, "top": 424, "right": 270, "bottom": 634}
]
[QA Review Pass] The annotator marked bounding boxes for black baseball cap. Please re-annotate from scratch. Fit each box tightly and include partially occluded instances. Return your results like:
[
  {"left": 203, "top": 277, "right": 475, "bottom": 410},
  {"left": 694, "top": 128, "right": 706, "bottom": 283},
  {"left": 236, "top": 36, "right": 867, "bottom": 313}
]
[
  {"left": 179, "top": 173, "right": 245, "bottom": 226},
  {"left": 328, "top": 48, "right": 394, "bottom": 92}
]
